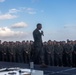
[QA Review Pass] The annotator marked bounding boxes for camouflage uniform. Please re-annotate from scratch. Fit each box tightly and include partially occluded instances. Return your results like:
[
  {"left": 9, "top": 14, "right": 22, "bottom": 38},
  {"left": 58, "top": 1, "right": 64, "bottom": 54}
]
[
  {"left": 63, "top": 42, "right": 73, "bottom": 67},
  {"left": 72, "top": 44, "right": 76, "bottom": 67},
  {"left": 46, "top": 41, "right": 54, "bottom": 66},
  {"left": 15, "top": 42, "right": 23, "bottom": 63},
  {"left": 54, "top": 42, "right": 63, "bottom": 66},
  {"left": 0, "top": 44, "right": 2, "bottom": 61},
  {"left": 8, "top": 42, "right": 16, "bottom": 62},
  {"left": 23, "top": 41, "right": 31, "bottom": 63},
  {"left": 2, "top": 42, "right": 8, "bottom": 62}
]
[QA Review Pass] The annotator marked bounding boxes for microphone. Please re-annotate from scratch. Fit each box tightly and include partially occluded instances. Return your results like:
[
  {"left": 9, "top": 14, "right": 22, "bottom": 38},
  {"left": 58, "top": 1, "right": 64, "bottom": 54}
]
[{"left": 41, "top": 30, "right": 44, "bottom": 36}]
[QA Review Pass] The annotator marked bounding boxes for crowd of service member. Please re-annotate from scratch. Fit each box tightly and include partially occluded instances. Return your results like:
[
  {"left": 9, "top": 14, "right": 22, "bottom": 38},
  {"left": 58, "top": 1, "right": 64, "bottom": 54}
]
[{"left": 0, "top": 39, "right": 76, "bottom": 67}]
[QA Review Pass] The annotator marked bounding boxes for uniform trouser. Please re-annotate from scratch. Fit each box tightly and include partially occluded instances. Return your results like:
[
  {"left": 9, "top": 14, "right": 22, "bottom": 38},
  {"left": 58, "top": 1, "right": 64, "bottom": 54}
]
[
  {"left": 2, "top": 54, "right": 7, "bottom": 61},
  {"left": 47, "top": 54, "right": 54, "bottom": 66},
  {"left": 23, "top": 52, "right": 30, "bottom": 63},
  {"left": 23, "top": 52, "right": 26, "bottom": 63},
  {"left": 54, "top": 54, "right": 63, "bottom": 66},
  {"left": 0, "top": 52, "right": 2, "bottom": 61},
  {"left": 72, "top": 53, "right": 76, "bottom": 67},
  {"left": 16, "top": 53, "right": 23, "bottom": 63},
  {"left": 63, "top": 53, "right": 72, "bottom": 67},
  {"left": 9, "top": 54, "right": 16, "bottom": 62}
]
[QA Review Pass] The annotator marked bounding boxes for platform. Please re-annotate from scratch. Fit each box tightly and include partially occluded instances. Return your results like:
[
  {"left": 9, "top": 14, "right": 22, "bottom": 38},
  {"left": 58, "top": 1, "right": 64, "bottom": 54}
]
[{"left": 0, "top": 62, "right": 76, "bottom": 75}]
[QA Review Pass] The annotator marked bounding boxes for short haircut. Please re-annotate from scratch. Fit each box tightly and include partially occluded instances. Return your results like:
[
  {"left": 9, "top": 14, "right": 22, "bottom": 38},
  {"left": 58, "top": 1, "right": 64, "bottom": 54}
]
[{"left": 37, "top": 23, "right": 42, "bottom": 27}]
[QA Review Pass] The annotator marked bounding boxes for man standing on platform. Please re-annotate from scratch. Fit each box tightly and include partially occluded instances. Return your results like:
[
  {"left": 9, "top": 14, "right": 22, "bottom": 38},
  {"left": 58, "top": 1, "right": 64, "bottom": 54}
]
[{"left": 33, "top": 23, "right": 46, "bottom": 67}]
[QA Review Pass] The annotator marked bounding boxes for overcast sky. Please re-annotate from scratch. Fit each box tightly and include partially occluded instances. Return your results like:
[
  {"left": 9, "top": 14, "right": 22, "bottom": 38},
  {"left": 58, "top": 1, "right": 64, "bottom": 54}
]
[{"left": 0, "top": 0, "right": 76, "bottom": 42}]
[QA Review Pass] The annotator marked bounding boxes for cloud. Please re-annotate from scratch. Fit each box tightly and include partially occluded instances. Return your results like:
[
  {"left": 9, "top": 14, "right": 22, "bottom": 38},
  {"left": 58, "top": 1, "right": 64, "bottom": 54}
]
[
  {"left": 11, "top": 22, "right": 28, "bottom": 28},
  {"left": 26, "top": 8, "right": 36, "bottom": 14},
  {"left": 0, "top": 27, "right": 23, "bottom": 37},
  {"left": 0, "top": 0, "right": 5, "bottom": 2},
  {"left": 0, "top": 13, "right": 17, "bottom": 20},
  {"left": 8, "top": 7, "right": 37, "bottom": 15},
  {"left": 0, "top": 27, "right": 33, "bottom": 41},
  {"left": 28, "top": 11, "right": 36, "bottom": 14},
  {"left": 8, "top": 8, "right": 20, "bottom": 14},
  {"left": 27, "top": 8, "right": 33, "bottom": 11}
]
